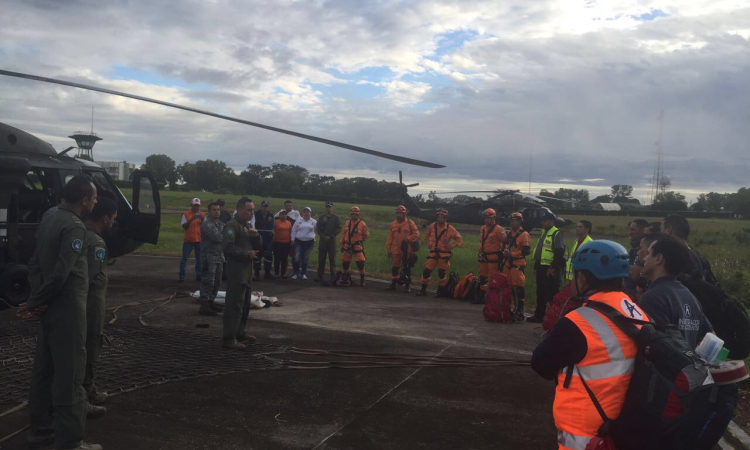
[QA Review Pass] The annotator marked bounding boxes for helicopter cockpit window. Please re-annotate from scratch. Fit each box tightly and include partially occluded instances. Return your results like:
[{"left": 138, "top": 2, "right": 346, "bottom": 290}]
[{"left": 18, "top": 169, "right": 53, "bottom": 224}]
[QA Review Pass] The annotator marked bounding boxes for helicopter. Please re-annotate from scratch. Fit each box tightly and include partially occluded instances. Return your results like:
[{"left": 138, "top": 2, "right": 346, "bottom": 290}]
[
  {"left": 395, "top": 171, "right": 573, "bottom": 229},
  {"left": 0, "top": 69, "right": 444, "bottom": 308}
]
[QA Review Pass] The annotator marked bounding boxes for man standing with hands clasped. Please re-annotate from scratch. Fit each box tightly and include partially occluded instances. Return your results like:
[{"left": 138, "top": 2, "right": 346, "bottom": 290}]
[
  {"left": 316, "top": 201, "right": 341, "bottom": 282},
  {"left": 222, "top": 197, "right": 261, "bottom": 350},
  {"left": 26, "top": 175, "right": 102, "bottom": 450}
]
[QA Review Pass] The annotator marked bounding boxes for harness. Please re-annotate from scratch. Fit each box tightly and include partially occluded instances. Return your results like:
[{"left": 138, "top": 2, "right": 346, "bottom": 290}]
[
  {"left": 479, "top": 224, "right": 503, "bottom": 263},
  {"left": 428, "top": 223, "right": 452, "bottom": 261},
  {"left": 505, "top": 229, "right": 529, "bottom": 269},
  {"left": 345, "top": 220, "right": 365, "bottom": 254}
]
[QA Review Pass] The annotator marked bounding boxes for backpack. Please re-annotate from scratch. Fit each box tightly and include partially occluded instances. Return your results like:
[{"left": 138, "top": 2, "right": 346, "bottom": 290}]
[
  {"left": 579, "top": 301, "right": 736, "bottom": 450},
  {"left": 680, "top": 277, "right": 750, "bottom": 360},
  {"left": 542, "top": 284, "right": 583, "bottom": 332},
  {"left": 324, "top": 271, "right": 351, "bottom": 287},
  {"left": 453, "top": 273, "right": 478, "bottom": 299},
  {"left": 483, "top": 273, "right": 514, "bottom": 323},
  {"left": 437, "top": 272, "right": 459, "bottom": 298}
]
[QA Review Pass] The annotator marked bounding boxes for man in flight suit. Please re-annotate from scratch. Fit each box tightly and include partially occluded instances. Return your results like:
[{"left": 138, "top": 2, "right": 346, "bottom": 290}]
[
  {"left": 199, "top": 202, "right": 225, "bottom": 316},
  {"left": 26, "top": 175, "right": 101, "bottom": 450},
  {"left": 385, "top": 205, "right": 420, "bottom": 292},
  {"left": 222, "top": 197, "right": 261, "bottom": 350},
  {"left": 477, "top": 208, "right": 507, "bottom": 295},
  {"left": 315, "top": 202, "right": 342, "bottom": 282},
  {"left": 416, "top": 209, "right": 463, "bottom": 297},
  {"left": 83, "top": 197, "right": 118, "bottom": 417},
  {"left": 339, "top": 206, "right": 370, "bottom": 286},
  {"left": 503, "top": 212, "right": 532, "bottom": 322}
]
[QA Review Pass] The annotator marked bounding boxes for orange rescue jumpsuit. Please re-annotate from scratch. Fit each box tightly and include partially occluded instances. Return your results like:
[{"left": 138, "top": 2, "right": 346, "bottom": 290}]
[
  {"left": 340, "top": 219, "right": 370, "bottom": 268},
  {"left": 421, "top": 222, "right": 462, "bottom": 287},
  {"left": 386, "top": 218, "right": 420, "bottom": 279},
  {"left": 503, "top": 228, "right": 531, "bottom": 288},
  {"left": 478, "top": 224, "right": 507, "bottom": 283}
]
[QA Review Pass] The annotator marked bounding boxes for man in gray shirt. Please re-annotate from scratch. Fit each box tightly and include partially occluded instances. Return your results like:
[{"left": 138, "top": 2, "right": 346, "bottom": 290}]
[{"left": 199, "top": 202, "right": 225, "bottom": 316}]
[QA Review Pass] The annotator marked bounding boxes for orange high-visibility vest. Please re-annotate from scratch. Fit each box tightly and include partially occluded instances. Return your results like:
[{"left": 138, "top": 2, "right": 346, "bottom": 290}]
[{"left": 554, "top": 291, "right": 648, "bottom": 450}]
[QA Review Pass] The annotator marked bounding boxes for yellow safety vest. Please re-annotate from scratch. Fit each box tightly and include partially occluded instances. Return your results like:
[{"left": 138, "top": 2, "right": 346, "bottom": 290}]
[
  {"left": 565, "top": 235, "right": 593, "bottom": 281},
  {"left": 535, "top": 225, "right": 559, "bottom": 266}
]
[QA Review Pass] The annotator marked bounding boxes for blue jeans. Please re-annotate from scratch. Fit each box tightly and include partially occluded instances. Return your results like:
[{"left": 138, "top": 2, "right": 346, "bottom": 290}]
[
  {"left": 180, "top": 242, "right": 202, "bottom": 279},
  {"left": 293, "top": 240, "right": 314, "bottom": 276}
]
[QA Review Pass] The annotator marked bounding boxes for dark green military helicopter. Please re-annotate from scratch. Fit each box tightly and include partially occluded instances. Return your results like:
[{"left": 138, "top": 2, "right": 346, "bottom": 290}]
[
  {"left": 395, "top": 171, "right": 573, "bottom": 229},
  {"left": 0, "top": 69, "right": 444, "bottom": 307}
]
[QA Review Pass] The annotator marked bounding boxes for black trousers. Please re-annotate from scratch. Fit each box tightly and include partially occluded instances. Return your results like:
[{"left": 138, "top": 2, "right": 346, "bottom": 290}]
[
  {"left": 534, "top": 265, "right": 560, "bottom": 318},
  {"left": 273, "top": 242, "right": 291, "bottom": 276},
  {"left": 317, "top": 237, "right": 337, "bottom": 280}
]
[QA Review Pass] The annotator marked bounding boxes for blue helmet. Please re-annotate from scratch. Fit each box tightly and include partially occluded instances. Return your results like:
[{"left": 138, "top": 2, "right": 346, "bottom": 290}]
[{"left": 570, "top": 240, "right": 630, "bottom": 280}]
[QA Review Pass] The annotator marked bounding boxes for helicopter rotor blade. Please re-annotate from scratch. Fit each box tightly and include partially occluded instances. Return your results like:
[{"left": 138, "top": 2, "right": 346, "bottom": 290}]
[
  {"left": 0, "top": 69, "right": 446, "bottom": 169},
  {"left": 405, "top": 183, "right": 419, "bottom": 188},
  {"left": 435, "top": 190, "right": 511, "bottom": 194},
  {"left": 399, "top": 170, "right": 403, "bottom": 184}
]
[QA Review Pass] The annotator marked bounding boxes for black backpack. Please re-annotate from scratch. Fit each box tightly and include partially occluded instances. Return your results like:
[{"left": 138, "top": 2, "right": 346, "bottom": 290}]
[
  {"left": 438, "top": 272, "right": 459, "bottom": 298},
  {"left": 680, "top": 277, "right": 750, "bottom": 360},
  {"left": 577, "top": 301, "right": 736, "bottom": 450}
]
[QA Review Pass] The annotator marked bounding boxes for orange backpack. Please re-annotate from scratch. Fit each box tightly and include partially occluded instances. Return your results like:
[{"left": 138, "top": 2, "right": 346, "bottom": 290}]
[{"left": 453, "top": 272, "right": 478, "bottom": 299}]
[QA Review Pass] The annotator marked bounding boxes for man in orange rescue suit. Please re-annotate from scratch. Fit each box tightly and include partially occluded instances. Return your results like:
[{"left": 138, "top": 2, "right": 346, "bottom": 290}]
[
  {"left": 340, "top": 206, "right": 370, "bottom": 286},
  {"left": 385, "top": 205, "right": 420, "bottom": 292},
  {"left": 531, "top": 240, "right": 647, "bottom": 450},
  {"left": 503, "top": 212, "right": 531, "bottom": 321},
  {"left": 416, "top": 208, "right": 463, "bottom": 297},
  {"left": 478, "top": 208, "right": 507, "bottom": 295}
]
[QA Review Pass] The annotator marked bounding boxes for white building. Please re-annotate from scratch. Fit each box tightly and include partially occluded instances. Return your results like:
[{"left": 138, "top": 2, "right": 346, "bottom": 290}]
[{"left": 96, "top": 161, "right": 135, "bottom": 181}]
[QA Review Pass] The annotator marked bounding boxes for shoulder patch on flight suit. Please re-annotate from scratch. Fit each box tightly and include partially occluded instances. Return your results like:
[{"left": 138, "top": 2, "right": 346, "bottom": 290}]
[
  {"left": 72, "top": 239, "right": 83, "bottom": 252},
  {"left": 227, "top": 229, "right": 233, "bottom": 235},
  {"left": 95, "top": 248, "right": 106, "bottom": 261}
]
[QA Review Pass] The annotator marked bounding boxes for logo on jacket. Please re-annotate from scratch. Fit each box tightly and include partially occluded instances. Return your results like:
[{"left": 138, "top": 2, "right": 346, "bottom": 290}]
[
  {"left": 96, "top": 248, "right": 106, "bottom": 261},
  {"left": 71, "top": 239, "right": 83, "bottom": 252},
  {"left": 684, "top": 304, "right": 691, "bottom": 318},
  {"left": 621, "top": 298, "right": 642, "bottom": 319}
]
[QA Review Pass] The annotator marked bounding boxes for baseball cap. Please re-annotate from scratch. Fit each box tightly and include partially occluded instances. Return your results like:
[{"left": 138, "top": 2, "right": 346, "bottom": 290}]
[
  {"left": 325, "top": 201, "right": 333, "bottom": 207},
  {"left": 261, "top": 200, "right": 270, "bottom": 207},
  {"left": 542, "top": 211, "right": 557, "bottom": 220},
  {"left": 191, "top": 198, "right": 201, "bottom": 205},
  {"left": 303, "top": 206, "right": 312, "bottom": 212}
]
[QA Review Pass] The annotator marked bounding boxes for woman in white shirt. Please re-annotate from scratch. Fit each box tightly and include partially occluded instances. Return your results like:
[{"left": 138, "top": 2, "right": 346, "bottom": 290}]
[{"left": 290, "top": 207, "right": 317, "bottom": 279}]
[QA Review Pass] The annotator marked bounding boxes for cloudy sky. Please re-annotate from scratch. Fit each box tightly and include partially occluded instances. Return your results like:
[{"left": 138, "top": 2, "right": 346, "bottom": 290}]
[{"left": 1, "top": 0, "right": 748, "bottom": 203}]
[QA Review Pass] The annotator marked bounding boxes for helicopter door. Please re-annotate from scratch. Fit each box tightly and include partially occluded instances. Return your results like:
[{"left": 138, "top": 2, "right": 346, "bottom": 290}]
[{"left": 130, "top": 170, "right": 161, "bottom": 244}]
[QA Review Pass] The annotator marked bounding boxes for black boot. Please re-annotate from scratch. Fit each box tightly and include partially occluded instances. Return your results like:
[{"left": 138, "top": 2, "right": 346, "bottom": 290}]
[
  {"left": 513, "top": 301, "right": 526, "bottom": 322},
  {"left": 415, "top": 284, "right": 427, "bottom": 296},
  {"left": 404, "top": 281, "right": 411, "bottom": 293},
  {"left": 385, "top": 280, "right": 397, "bottom": 291},
  {"left": 360, "top": 275, "right": 366, "bottom": 287}
]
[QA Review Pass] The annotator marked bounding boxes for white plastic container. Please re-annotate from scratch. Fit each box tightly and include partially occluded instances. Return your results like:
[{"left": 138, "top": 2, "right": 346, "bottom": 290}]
[{"left": 695, "top": 333, "right": 724, "bottom": 363}]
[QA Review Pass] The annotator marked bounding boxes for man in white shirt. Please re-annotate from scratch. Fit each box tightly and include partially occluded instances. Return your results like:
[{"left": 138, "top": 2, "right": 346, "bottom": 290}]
[{"left": 275, "top": 200, "right": 300, "bottom": 224}]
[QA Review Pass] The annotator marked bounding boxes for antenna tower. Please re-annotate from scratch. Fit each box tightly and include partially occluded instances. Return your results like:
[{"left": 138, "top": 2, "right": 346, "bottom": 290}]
[{"left": 649, "top": 110, "right": 667, "bottom": 204}]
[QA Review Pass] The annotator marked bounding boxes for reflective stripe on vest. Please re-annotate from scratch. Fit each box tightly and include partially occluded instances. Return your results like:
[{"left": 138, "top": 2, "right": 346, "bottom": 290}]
[
  {"left": 554, "top": 291, "right": 646, "bottom": 448},
  {"left": 565, "top": 235, "right": 593, "bottom": 281},
  {"left": 558, "top": 430, "right": 591, "bottom": 450},
  {"left": 536, "top": 225, "right": 558, "bottom": 266},
  {"left": 563, "top": 307, "right": 634, "bottom": 381}
]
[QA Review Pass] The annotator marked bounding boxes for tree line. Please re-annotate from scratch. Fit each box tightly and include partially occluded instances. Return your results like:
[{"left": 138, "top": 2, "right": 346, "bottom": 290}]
[{"left": 138, "top": 154, "right": 750, "bottom": 215}]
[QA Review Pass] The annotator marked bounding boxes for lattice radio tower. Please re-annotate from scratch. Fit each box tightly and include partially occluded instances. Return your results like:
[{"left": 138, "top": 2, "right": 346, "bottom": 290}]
[{"left": 649, "top": 110, "right": 669, "bottom": 204}]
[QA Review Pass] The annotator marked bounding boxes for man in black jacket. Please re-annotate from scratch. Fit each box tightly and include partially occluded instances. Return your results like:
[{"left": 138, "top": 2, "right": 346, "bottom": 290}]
[
  {"left": 640, "top": 234, "right": 713, "bottom": 348},
  {"left": 254, "top": 200, "right": 275, "bottom": 280},
  {"left": 661, "top": 214, "right": 717, "bottom": 285},
  {"left": 528, "top": 211, "right": 565, "bottom": 322}
]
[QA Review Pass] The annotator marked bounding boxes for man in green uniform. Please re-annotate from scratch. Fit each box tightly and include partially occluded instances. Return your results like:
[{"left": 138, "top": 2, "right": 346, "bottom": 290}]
[
  {"left": 26, "top": 175, "right": 101, "bottom": 450},
  {"left": 83, "top": 197, "right": 118, "bottom": 415},
  {"left": 222, "top": 197, "right": 261, "bottom": 350}
]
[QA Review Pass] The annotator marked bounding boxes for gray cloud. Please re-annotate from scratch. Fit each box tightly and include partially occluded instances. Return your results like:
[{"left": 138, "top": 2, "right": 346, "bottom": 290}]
[{"left": 0, "top": 0, "right": 748, "bottom": 203}]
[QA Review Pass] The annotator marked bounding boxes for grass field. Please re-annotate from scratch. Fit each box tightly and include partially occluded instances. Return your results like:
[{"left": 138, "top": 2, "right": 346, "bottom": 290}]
[{"left": 123, "top": 189, "right": 750, "bottom": 307}]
